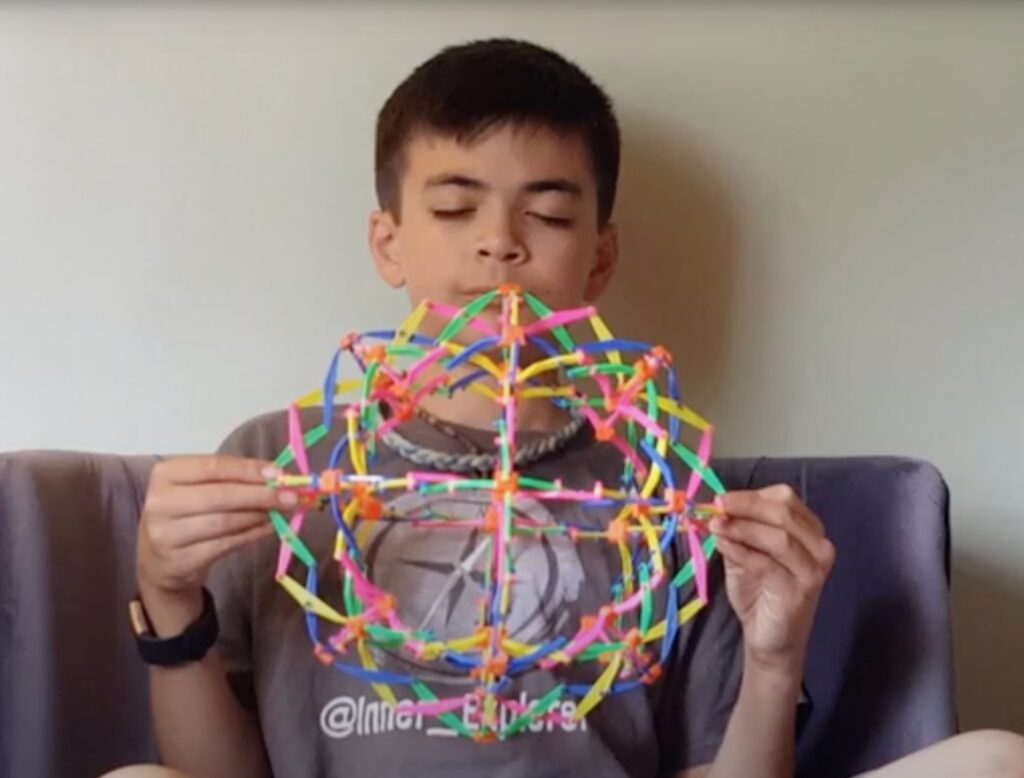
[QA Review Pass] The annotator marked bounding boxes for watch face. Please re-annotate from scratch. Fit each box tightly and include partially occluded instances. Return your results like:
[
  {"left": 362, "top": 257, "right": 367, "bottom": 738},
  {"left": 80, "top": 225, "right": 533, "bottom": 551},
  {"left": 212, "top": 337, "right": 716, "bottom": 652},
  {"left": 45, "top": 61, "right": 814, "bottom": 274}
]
[{"left": 128, "top": 599, "right": 151, "bottom": 636}]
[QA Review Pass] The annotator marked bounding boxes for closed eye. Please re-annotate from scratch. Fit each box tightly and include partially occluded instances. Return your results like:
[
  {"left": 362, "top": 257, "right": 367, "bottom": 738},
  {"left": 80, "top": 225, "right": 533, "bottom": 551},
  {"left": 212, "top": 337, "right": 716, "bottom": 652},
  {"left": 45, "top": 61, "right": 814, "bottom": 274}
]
[
  {"left": 529, "top": 212, "right": 573, "bottom": 227},
  {"left": 432, "top": 208, "right": 475, "bottom": 220}
]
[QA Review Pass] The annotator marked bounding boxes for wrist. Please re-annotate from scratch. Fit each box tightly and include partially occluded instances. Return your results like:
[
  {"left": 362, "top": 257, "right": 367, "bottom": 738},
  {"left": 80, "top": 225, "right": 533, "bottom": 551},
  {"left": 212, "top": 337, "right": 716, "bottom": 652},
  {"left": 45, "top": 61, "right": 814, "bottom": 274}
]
[
  {"left": 130, "top": 585, "right": 220, "bottom": 667},
  {"left": 743, "top": 647, "right": 805, "bottom": 691},
  {"left": 137, "top": 582, "right": 204, "bottom": 637},
  {"left": 738, "top": 662, "right": 803, "bottom": 727}
]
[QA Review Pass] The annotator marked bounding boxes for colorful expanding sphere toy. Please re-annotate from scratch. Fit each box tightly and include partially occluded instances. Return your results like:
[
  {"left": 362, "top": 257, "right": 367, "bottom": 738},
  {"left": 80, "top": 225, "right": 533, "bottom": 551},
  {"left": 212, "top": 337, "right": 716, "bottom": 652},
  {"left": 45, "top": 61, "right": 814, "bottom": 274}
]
[{"left": 265, "top": 284, "right": 725, "bottom": 740}]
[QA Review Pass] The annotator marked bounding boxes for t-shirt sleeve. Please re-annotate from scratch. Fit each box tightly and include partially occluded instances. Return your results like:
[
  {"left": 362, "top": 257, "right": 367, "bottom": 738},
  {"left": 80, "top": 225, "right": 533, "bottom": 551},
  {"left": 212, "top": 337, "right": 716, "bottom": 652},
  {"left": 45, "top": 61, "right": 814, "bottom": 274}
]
[
  {"left": 654, "top": 555, "right": 744, "bottom": 772},
  {"left": 205, "top": 413, "right": 283, "bottom": 711}
]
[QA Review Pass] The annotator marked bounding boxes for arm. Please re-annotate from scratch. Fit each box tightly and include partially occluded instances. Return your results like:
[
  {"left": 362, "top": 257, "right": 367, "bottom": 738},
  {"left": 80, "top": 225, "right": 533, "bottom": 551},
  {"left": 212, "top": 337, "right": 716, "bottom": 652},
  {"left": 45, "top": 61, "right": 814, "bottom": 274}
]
[
  {"left": 677, "top": 485, "right": 835, "bottom": 778},
  {"left": 700, "top": 662, "right": 802, "bottom": 777},
  {"left": 137, "top": 456, "right": 294, "bottom": 778},
  {"left": 143, "top": 588, "right": 271, "bottom": 778},
  {"left": 673, "top": 667, "right": 800, "bottom": 778}
]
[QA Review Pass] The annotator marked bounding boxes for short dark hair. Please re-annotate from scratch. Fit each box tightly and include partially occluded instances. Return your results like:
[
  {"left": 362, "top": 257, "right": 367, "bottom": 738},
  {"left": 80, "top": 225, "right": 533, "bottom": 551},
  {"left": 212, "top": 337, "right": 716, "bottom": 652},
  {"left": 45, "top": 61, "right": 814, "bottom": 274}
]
[{"left": 375, "top": 38, "right": 620, "bottom": 225}]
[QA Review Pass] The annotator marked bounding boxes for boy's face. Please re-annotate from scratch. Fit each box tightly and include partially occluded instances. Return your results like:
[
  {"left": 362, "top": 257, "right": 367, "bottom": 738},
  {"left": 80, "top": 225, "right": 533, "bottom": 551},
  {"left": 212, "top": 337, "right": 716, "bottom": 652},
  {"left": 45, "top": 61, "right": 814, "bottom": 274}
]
[{"left": 369, "top": 123, "right": 618, "bottom": 334}]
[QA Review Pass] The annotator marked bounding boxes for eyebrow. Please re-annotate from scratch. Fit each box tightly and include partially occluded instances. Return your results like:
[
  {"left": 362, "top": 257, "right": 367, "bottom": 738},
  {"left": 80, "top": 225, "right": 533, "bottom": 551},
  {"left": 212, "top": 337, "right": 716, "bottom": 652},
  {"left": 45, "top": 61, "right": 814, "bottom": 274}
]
[
  {"left": 524, "top": 178, "right": 582, "bottom": 197},
  {"left": 423, "top": 174, "right": 582, "bottom": 198},
  {"left": 423, "top": 174, "right": 487, "bottom": 191}
]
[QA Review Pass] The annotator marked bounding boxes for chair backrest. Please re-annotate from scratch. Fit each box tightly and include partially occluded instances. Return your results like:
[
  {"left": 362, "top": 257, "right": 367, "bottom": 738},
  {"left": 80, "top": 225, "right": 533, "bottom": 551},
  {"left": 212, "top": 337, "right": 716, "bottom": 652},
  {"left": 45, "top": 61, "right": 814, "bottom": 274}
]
[
  {"left": 0, "top": 451, "right": 955, "bottom": 778},
  {"left": 0, "top": 450, "right": 160, "bottom": 778}
]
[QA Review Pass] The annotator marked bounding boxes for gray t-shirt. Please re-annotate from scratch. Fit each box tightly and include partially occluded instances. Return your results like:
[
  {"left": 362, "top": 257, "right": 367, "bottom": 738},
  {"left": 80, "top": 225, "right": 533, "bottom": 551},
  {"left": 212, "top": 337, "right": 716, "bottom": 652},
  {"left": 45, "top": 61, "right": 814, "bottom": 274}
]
[{"left": 209, "top": 407, "right": 743, "bottom": 778}]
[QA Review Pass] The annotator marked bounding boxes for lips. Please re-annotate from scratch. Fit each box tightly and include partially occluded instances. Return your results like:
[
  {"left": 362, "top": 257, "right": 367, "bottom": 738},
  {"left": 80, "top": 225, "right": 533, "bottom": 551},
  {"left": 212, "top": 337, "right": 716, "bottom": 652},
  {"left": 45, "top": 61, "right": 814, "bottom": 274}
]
[
  {"left": 461, "top": 288, "right": 501, "bottom": 298},
  {"left": 458, "top": 290, "right": 505, "bottom": 309}
]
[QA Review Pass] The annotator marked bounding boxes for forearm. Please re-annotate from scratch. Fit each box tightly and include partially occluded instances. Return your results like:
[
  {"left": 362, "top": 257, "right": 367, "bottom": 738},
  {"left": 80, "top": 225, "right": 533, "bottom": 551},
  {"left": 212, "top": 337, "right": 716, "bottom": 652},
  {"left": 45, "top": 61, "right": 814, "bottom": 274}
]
[
  {"left": 145, "top": 589, "right": 271, "bottom": 778},
  {"left": 707, "top": 654, "right": 802, "bottom": 778}
]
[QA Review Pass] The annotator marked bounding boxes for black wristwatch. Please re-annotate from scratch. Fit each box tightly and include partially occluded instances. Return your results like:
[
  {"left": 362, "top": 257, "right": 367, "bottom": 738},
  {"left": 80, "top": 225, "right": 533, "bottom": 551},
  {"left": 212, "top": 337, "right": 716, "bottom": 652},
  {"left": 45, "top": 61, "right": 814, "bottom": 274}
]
[{"left": 129, "top": 587, "right": 220, "bottom": 666}]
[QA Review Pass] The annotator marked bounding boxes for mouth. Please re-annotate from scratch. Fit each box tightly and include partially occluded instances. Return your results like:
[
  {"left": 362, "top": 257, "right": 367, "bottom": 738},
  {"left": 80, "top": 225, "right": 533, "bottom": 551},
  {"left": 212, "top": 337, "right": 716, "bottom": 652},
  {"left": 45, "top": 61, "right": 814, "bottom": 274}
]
[
  {"left": 458, "top": 289, "right": 504, "bottom": 308},
  {"left": 455, "top": 288, "right": 546, "bottom": 319},
  {"left": 461, "top": 288, "right": 502, "bottom": 298}
]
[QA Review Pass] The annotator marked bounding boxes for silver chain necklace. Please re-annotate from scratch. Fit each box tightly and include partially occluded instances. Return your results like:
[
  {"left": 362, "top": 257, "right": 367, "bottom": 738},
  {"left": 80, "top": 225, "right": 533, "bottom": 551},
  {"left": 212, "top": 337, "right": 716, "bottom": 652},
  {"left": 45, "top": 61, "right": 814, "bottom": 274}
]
[{"left": 381, "top": 404, "right": 587, "bottom": 474}]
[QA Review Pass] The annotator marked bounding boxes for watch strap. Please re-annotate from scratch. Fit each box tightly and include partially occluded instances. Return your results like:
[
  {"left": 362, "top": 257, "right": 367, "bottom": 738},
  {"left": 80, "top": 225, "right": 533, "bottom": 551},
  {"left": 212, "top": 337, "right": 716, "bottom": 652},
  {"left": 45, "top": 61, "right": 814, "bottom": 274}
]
[{"left": 130, "top": 586, "right": 219, "bottom": 667}]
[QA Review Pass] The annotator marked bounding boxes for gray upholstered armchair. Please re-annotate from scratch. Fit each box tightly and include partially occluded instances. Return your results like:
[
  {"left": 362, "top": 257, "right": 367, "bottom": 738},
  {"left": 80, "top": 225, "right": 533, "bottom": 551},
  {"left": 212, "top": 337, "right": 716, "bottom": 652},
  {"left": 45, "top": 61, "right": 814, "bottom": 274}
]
[{"left": 0, "top": 451, "right": 956, "bottom": 777}]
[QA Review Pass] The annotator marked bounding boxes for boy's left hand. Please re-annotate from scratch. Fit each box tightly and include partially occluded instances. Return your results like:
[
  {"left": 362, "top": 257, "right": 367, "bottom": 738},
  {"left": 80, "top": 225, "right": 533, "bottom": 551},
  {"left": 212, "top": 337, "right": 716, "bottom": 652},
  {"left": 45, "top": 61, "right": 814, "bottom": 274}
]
[{"left": 710, "top": 485, "right": 836, "bottom": 679}]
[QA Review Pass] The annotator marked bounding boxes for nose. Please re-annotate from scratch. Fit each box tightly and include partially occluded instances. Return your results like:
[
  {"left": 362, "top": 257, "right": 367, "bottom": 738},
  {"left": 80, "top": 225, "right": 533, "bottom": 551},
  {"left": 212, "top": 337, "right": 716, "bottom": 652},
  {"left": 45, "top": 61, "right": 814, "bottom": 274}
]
[{"left": 476, "top": 212, "right": 527, "bottom": 265}]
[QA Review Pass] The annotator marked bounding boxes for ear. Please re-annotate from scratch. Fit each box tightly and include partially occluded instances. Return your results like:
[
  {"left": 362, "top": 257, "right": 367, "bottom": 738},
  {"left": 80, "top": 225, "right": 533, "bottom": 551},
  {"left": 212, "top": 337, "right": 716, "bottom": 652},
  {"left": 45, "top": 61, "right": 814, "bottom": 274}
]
[
  {"left": 584, "top": 222, "right": 619, "bottom": 302},
  {"left": 368, "top": 209, "right": 406, "bottom": 288}
]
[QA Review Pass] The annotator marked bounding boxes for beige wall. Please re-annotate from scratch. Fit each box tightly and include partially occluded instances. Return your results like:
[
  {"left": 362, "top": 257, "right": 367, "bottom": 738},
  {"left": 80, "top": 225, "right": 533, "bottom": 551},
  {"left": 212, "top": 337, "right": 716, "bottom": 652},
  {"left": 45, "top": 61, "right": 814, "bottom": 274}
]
[{"left": 2, "top": 3, "right": 1021, "bottom": 731}]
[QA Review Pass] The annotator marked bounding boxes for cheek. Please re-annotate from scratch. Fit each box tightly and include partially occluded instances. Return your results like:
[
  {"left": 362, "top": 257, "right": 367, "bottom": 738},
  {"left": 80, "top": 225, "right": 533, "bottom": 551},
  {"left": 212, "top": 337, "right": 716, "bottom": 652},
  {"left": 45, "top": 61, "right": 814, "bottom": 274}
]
[
  {"left": 396, "top": 219, "right": 462, "bottom": 282},
  {"left": 524, "top": 222, "right": 578, "bottom": 255},
  {"left": 530, "top": 231, "right": 593, "bottom": 277},
  {"left": 399, "top": 213, "right": 445, "bottom": 255}
]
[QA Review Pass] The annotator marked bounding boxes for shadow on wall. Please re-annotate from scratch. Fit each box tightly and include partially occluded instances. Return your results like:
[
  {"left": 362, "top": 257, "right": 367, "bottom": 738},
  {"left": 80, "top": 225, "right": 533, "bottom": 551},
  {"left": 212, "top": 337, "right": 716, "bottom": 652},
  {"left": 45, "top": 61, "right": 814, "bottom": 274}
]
[
  {"left": 601, "top": 119, "right": 740, "bottom": 419},
  {"left": 952, "top": 553, "right": 1024, "bottom": 732}
]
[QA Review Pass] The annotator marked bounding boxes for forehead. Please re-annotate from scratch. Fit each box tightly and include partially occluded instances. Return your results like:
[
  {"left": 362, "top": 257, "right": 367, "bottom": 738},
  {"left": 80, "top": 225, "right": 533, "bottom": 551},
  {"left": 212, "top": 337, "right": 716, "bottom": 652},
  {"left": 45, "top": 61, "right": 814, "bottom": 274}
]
[{"left": 401, "top": 124, "right": 594, "bottom": 191}]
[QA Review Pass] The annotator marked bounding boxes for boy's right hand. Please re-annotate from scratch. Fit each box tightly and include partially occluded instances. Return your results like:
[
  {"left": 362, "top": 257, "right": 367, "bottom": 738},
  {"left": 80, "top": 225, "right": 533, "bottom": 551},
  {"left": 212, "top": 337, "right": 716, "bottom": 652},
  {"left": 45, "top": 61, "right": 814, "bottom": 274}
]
[{"left": 136, "top": 455, "right": 296, "bottom": 635}]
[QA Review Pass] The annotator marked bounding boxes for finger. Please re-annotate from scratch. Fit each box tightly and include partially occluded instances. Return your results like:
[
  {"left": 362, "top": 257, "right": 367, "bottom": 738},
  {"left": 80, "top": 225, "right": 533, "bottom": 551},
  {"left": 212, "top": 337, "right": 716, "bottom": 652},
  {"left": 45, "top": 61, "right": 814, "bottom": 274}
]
[
  {"left": 161, "top": 510, "right": 275, "bottom": 547},
  {"left": 184, "top": 522, "right": 276, "bottom": 571},
  {"left": 720, "top": 488, "right": 829, "bottom": 565},
  {"left": 758, "top": 484, "right": 827, "bottom": 534},
  {"left": 155, "top": 455, "right": 279, "bottom": 487},
  {"left": 714, "top": 535, "right": 776, "bottom": 578},
  {"left": 719, "top": 492, "right": 829, "bottom": 571},
  {"left": 149, "top": 482, "right": 296, "bottom": 519},
  {"left": 740, "top": 487, "right": 836, "bottom": 570},
  {"left": 722, "top": 486, "right": 822, "bottom": 535},
  {"left": 715, "top": 536, "right": 809, "bottom": 611},
  {"left": 711, "top": 516, "right": 823, "bottom": 586}
]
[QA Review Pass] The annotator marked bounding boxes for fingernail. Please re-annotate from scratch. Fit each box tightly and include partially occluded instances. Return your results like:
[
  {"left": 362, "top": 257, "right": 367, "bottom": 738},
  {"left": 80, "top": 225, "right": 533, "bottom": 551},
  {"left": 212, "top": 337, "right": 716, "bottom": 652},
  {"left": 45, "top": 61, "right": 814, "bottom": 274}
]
[
  {"left": 279, "top": 491, "right": 298, "bottom": 507},
  {"left": 709, "top": 517, "right": 723, "bottom": 533},
  {"left": 262, "top": 466, "right": 280, "bottom": 480}
]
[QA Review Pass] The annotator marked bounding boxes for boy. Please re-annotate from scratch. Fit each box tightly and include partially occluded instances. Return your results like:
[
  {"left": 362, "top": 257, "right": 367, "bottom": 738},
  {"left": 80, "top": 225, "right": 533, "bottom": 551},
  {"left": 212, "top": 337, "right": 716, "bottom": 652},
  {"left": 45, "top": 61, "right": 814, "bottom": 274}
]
[{"left": 121, "top": 39, "right": 1023, "bottom": 778}]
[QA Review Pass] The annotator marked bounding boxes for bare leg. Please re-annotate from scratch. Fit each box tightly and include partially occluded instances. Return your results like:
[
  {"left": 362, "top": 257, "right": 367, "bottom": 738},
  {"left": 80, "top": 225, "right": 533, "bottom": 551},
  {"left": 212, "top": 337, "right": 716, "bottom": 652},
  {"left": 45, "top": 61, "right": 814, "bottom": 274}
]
[
  {"left": 98, "top": 766, "right": 193, "bottom": 778},
  {"left": 858, "top": 730, "right": 1024, "bottom": 778}
]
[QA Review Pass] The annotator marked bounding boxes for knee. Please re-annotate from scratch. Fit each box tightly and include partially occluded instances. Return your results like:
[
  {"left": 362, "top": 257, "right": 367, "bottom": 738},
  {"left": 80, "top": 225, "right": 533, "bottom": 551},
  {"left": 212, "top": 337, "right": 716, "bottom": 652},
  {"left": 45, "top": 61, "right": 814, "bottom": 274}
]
[
  {"left": 98, "top": 766, "right": 193, "bottom": 778},
  {"left": 962, "top": 730, "right": 1024, "bottom": 778}
]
